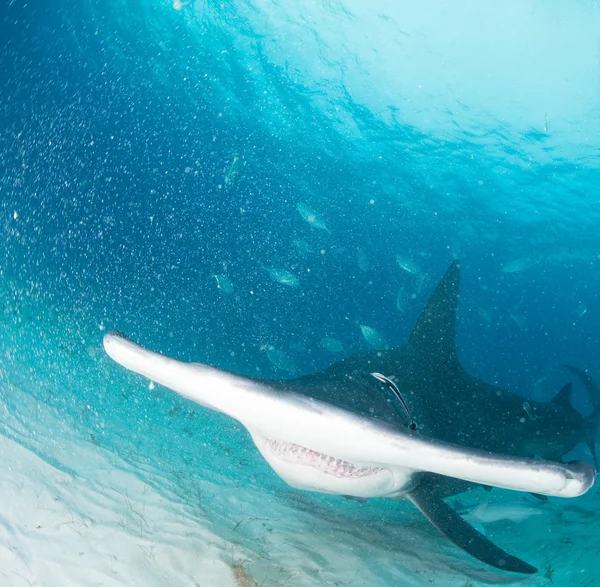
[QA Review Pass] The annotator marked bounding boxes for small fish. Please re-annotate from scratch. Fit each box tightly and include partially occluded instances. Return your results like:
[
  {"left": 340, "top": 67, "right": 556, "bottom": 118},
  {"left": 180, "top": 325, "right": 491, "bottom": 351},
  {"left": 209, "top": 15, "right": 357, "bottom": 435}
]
[
  {"left": 263, "top": 266, "right": 300, "bottom": 287},
  {"left": 395, "top": 287, "right": 407, "bottom": 313},
  {"left": 296, "top": 202, "right": 330, "bottom": 232},
  {"left": 214, "top": 274, "right": 234, "bottom": 295},
  {"left": 396, "top": 255, "right": 421, "bottom": 275},
  {"left": 265, "top": 345, "right": 297, "bottom": 374},
  {"left": 224, "top": 154, "right": 241, "bottom": 189},
  {"left": 501, "top": 257, "right": 535, "bottom": 274},
  {"left": 173, "top": 0, "right": 190, "bottom": 9},
  {"left": 357, "top": 249, "right": 369, "bottom": 272},
  {"left": 461, "top": 501, "right": 545, "bottom": 525},
  {"left": 509, "top": 311, "right": 526, "bottom": 330},
  {"left": 522, "top": 401, "right": 540, "bottom": 421},
  {"left": 576, "top": 303, "right": 588, "bottom": 319},
  {"left": 320, "top": 337, "right": 344, "bottom": 354},
  {"left": 292, "top": 239, "right": 313, "bottom": 257},
  {"left": 359, "top": 324, "right": 386, "bottom": 349}
]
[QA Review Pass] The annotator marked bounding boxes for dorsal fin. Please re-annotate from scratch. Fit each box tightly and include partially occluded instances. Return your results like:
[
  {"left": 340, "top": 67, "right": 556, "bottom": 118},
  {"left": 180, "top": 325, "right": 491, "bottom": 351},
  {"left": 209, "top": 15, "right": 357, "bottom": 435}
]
[
  {"left": 551, "top": 382, "right": 573, "bottom": 409},
  {"left": 407, "top": 260, "right": 461, "bottom": 366}
]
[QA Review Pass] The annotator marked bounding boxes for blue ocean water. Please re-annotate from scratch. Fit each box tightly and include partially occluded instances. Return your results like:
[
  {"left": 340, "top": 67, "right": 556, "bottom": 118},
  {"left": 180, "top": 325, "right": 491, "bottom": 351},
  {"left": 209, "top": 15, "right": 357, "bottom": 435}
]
[{"left": 1, "top": 1, "right": 599, "bottom": 585}]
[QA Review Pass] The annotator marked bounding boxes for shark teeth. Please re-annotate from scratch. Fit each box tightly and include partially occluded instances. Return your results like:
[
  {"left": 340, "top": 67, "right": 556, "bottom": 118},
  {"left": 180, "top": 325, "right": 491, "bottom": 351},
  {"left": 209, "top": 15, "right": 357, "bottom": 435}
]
[{"left": 265, "top": 438, "right": 382, "bottom": 478}]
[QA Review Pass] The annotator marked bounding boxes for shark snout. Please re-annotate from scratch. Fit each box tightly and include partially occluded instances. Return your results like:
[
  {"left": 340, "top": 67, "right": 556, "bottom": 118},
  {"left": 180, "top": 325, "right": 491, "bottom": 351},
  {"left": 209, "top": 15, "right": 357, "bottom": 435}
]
[
  {"left": 103, "top": 330, "right": 134, "bottom": 357},
  {"left": 563, "top": 460, "right": 596, "bottom": 496},
  {"left": 103, "top": 331, "right": 252, "bottom": 414}
]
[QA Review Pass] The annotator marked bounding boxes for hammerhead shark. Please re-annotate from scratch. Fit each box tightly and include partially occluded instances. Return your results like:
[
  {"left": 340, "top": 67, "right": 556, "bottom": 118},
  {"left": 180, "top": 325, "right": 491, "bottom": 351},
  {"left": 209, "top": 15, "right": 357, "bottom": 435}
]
[{"left": 103, "top": 261, "right": 597, "bottom": 575}]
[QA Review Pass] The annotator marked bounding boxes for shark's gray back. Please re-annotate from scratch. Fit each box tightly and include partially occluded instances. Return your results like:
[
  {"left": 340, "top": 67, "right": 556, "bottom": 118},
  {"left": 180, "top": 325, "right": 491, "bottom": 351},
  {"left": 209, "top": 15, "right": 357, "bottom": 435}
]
[{"left": 283, "top": 261, "right": 587, "bottom": 463}]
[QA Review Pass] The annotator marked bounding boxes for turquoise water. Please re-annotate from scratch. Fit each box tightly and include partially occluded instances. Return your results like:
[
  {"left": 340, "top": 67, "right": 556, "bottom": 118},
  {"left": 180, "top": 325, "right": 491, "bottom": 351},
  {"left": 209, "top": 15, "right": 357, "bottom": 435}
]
[{"left": 1, "top": 1, "right": 599, "bottom": 585}]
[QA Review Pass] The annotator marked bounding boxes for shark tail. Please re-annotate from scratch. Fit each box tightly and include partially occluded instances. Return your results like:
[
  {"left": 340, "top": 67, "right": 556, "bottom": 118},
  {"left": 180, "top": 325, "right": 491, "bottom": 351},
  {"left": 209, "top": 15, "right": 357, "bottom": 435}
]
[{"left": 564, "top": 364, "right": 600, "bottom": 469}]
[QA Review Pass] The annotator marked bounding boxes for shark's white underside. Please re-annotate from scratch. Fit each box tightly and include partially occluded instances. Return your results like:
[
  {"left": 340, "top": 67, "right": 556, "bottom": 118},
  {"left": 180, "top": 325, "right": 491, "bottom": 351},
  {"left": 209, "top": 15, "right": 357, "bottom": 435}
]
[{"left": 103, "top": 332, "right": 595, "bottom": 500}]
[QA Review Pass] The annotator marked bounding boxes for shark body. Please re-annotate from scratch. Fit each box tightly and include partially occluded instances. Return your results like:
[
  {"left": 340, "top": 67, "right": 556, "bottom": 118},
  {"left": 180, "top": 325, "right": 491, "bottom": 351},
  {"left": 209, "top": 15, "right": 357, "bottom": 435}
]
[{"left": 103, "top": 261, "right": 597, "bottom": 575}]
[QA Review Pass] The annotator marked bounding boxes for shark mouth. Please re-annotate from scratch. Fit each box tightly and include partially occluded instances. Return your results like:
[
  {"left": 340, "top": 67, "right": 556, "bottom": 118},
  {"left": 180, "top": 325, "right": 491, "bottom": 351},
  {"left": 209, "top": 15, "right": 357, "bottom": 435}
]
[{"left": 265, "top": 438, "right": 383, "bottom": 478}]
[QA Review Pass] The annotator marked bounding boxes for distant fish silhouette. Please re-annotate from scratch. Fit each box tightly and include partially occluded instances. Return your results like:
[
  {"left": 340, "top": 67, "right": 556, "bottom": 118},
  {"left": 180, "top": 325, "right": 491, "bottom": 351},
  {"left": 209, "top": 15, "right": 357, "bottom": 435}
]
[
  {"left": 396, "top": 255, "right": 421, "bottom": 275},
  {"left": 214, "top": 274, "right": 234, "bottom": 295},
  {"left": 501, "top": 256, "right": 536, "bottom": 274},
  {"left": 396, "top": 287, "right": 407, "bottom": 313},
  {"left": 357, "top": 249, "right": 369, "bottom": 272},
  {"left": 262, "top": 266, "right": 300, "bottom": 287},
  {"left": 359, "top": 324, "right": 386, "bottom": 349},
  {"left": 292, "top": 239, "right": 313, "bottom": 257},
  {"left": 320, "top": 337, "right": 344, "bottom": 354},
  {"left": 264, "top": 345, "right": 298, "bottom": 374},
  {"left": 296, "top": 202, "right": 330, "bottom": 232},
  {"left": 224, "top": 154, "right": 241, "bottom": 189}
]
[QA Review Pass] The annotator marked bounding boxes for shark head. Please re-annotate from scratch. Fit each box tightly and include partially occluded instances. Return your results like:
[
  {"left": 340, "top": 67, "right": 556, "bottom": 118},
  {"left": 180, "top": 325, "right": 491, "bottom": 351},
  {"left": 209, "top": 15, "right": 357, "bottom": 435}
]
[
  {"left": 103, "top": 261, "right": 596, "bottom": 575},
  {"left": 104, "top": 330, "right": 418, "bottom": 499}
]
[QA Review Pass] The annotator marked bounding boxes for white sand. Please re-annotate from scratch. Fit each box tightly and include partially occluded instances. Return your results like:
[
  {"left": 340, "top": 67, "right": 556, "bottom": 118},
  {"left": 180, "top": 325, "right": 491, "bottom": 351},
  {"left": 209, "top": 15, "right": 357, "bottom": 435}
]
[{"left": 0, "top": 430, "right": 238, "bottom": 586}]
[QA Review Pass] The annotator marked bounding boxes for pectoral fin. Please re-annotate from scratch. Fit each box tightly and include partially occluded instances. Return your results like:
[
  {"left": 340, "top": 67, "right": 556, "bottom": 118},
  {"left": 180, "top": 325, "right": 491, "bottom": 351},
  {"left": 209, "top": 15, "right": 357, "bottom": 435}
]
[{"left": 407, "top": 485, "right": 537, "bottom": 574}]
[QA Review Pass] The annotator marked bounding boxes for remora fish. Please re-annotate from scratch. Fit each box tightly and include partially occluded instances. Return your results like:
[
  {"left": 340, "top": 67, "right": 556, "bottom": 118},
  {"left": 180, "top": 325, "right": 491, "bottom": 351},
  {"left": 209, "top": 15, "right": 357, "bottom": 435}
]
[{"left": 103, "top": 261, "right": 597, "bottom": 574}]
